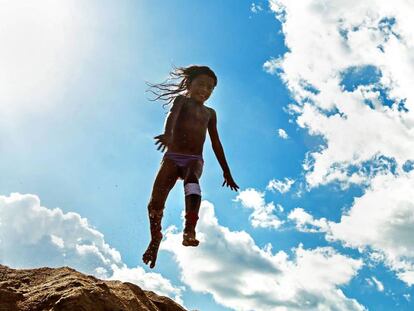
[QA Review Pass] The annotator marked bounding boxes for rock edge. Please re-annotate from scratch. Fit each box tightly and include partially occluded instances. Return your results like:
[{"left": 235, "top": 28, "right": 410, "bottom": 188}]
[{"left": 0, "top": 265, "right": 186, "bottom": 311}]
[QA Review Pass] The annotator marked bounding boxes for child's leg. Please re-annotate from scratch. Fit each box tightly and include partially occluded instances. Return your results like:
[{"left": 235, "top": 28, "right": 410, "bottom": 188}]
[
  {"left": 143, "top": 159, "right": 178, "bottom": 268},
  {"left": 182, "top": 160, "right": 203, "bottom": 247}
]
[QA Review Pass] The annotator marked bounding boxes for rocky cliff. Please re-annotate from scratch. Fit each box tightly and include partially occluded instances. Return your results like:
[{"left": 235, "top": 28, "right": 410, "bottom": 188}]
[{"left": 0, "top": 265, "right": 187, "bottom": 311}]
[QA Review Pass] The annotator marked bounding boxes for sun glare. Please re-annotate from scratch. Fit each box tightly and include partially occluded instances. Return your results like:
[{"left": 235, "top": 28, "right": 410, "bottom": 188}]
[{"left": 0, "top": 0, "right": 78, "bottom": 115}]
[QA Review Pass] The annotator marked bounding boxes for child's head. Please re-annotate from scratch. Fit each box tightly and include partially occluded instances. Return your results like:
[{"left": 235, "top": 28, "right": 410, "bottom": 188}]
[
  {"left": 147, "top": 65, "right": 217, "bottom": 104},
  {"left": 182, "top": 65, "right": 217, "bottom": 89},
  {"left": 186, "top": 67, "right": 217, "bottom": 103}
]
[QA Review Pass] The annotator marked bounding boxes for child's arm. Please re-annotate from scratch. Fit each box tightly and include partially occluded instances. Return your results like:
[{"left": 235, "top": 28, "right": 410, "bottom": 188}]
[
  {"left": 208, "top": 109, "right": 239, "bottom": 191},
  {"left": 154, "top": 95, "right": 184, "bottom": 152}
]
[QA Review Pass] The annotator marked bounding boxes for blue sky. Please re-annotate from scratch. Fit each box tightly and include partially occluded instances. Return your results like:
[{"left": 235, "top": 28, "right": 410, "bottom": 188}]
[{"left": 1, "top": 1, "right": 414, "bottom": 310}]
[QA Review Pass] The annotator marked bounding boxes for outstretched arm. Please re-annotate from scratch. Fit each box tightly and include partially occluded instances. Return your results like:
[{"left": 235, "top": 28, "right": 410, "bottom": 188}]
[
  {"left": 154, "top": 95, "right": 184, "bottom": 152},
  {"left": 208, "top": 109, "right": 239, "bottom": 191}
]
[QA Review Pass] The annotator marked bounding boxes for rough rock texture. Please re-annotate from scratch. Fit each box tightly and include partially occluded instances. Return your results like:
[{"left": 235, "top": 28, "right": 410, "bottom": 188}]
[{"left": 0, "top": 265, "right": 187, "bottom": 311}]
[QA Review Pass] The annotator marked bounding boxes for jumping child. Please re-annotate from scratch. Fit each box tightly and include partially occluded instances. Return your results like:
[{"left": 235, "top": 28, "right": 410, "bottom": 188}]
[{"left": 143, "top": 65, "right": 239, "bottom": 269}]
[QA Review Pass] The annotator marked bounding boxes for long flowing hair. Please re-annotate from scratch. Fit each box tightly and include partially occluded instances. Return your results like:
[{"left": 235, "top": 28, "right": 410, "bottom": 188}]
[{"left": 147, "top": 65, "right": 217, "bottom": 107}]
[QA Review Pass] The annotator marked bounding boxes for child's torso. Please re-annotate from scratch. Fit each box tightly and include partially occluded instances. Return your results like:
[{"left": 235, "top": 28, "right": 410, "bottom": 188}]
[{"left": 169, "top": 99, "right": 211, "bottom": 155}]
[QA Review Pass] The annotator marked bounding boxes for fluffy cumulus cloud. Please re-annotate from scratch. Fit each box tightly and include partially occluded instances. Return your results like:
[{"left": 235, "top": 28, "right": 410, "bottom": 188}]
[
  {"left": 267, "top": 0, "right": 414, "bottom": 288},
  {"left": 328, "top": 173, "right": 414, "bottom": 286},
  {"left": 162, "top": 201, "right": 365, "bottom": 311},
  {"left": 267, "top": 178, "right": 295, "bottom": 194},
  {"left": 288, "top": 207, "right": 329, "bottom": 233},
  {"left": 278, "top": 128, "right": 289, "bottom": 139},
  {"left": 267, "top": 0, "right": 414, "bottom": 188},
  {"left": 235, "top": 188, "right": 283, "bottom": 229},
  {"left": 288, "top": 172, "right": 414, "bottom": 285},
  {"left": 371, "top": 277, "right": 385, "bottom": 292},
  {"left": 0, "top": 193, "right": 182, "bottom": 302}
]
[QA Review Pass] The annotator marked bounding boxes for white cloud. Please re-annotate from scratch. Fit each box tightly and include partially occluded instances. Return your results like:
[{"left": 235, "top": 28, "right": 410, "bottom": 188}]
[
  {"left": 288, "top": 172, "right": 414, "bottom": 286},
  {"left": 277, "top": 203, "right": 284, "bottom": 212},
  {"left": 268, "top": 0, "right": 414, "bottom": 188},
  {"left": 0, "top": 193, "right": 120, "bottom": 274},
  {"left": 372, "top": 277, "right": 385, "bottom": 292},
  {"left": 235, "top": 188, "right": 283, "bottom": 229},
  {"left": 251, "top": 3, "right": 264, "bottom": 14},
  {"left": 267, "top": 178, "right": 295, "bottom": 194},
  {"left": 266, "top": 0, "right": 414, "bottom": 290},
  {"left": 288, "top": 208, "right": 329, "bottom": 233},
  {"left": 278, "top": 128, "right": 289, "bottom": 139},
  {"left": 365, "top": 277, "right": 384, "bottom": 292},
  {"left": 0, "top": 193, "right": 182, "bottom": 302},
  {"left": 162, "top": 201, "right": 365, "bottom": 311},
  {"left": 328, "top": 173, "right": 414, "bottom": 285}
]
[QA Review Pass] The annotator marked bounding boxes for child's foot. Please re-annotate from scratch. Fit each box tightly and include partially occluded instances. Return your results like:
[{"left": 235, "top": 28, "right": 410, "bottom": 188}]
[
  {"left": 182, "top": 231, "right": 199, "bottom": 247},
  {"left": 142, "top": 233, "right": 162, "bottom": 269}
]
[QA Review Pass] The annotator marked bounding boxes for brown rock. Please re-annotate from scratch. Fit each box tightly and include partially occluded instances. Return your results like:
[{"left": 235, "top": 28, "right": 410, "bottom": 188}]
[{"left": 0, "top": 265, "right": 187, "bottom": 311}]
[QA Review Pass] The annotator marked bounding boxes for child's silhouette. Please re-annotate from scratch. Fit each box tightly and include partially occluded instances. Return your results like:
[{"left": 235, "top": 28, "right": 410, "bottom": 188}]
[{"left": 143, "top": 65, "right": 239, "bottom": 269}]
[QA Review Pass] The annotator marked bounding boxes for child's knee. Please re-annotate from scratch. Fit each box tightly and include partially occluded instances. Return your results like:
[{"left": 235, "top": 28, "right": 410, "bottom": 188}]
[{"left": 147, "top": 201, "right": 164, "bottom": 215}]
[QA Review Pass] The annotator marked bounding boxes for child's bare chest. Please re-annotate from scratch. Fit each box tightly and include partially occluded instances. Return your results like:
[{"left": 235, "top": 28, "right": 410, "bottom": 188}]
[{"left": 178, "top": 103, "right": 210, "bottom": 129}]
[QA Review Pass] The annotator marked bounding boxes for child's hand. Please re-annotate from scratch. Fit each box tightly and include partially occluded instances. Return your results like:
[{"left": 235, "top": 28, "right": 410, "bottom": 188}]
[
  {"left": 154, "top": 134, "right": 170, "bottom": 152},
  {"left": 222, "top": 171, "right": 239, "bottom": 191}
]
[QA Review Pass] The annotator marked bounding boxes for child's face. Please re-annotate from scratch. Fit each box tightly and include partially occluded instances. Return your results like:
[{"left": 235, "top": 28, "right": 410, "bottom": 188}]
[{"left": 188, "top": 74, "right": 216, "bottom": 103}]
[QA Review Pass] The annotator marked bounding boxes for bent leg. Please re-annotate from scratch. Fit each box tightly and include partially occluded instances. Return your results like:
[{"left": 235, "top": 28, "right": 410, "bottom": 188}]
[
  {"left": 143, "top": 159, "right": 178, "bottom": 268},
  {"left": 182, "top": 160, "right": 203, "bottom": 247}
]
